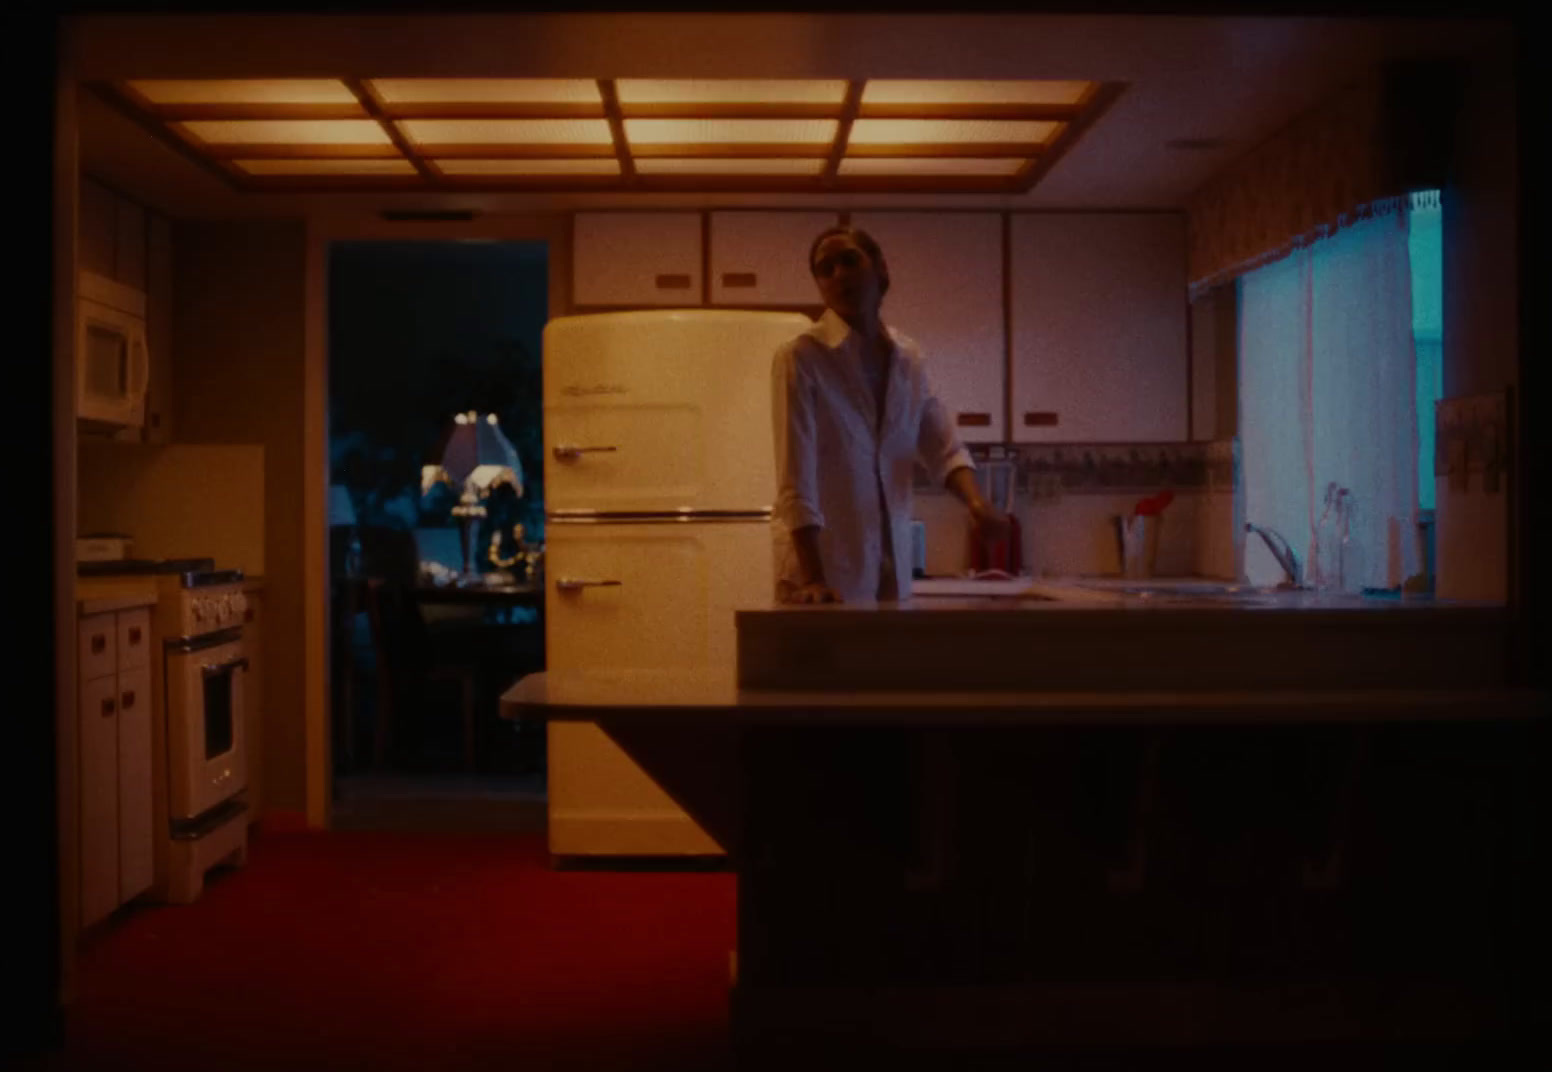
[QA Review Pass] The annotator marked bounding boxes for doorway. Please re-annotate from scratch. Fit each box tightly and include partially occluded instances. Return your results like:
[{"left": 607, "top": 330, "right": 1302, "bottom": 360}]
[{"left": 326, "top": 239, "right": 548, "bottom": 829}]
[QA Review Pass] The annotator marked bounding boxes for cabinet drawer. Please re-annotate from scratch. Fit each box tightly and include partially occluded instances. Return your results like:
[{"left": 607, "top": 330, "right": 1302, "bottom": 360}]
[
  {"left": 116, "top": 608, "right": 151, "bottom": 671},
  {"left": 79, "top": 614, "right": 117, "bottom": 681}
]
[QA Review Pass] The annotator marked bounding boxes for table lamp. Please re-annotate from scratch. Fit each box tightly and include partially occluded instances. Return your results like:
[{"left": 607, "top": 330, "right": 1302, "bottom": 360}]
[{"left": 431, "top": 411, "right": 524, "bottom": 578}]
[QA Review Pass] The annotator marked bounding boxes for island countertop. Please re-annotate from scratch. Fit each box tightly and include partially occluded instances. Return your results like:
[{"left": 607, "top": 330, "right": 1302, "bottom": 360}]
[
  {"left": 502, "top": 669, "right": 1543, "bottom": 727},
  {"left": 733, "top": 578, "right": 1512, "bottom": 693}
]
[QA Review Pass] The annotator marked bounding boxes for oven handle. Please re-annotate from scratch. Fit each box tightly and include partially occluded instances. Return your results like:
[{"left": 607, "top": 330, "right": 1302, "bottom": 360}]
[{"left": 202, "top": 656, "right": 250, "bottom": 678}]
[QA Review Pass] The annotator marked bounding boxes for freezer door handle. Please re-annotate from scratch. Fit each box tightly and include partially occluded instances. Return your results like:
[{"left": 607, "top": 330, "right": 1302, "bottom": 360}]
[
  {"left": 556, "top": 577, "right": 623, "bottom": 592},
  {"left": 552, "top": 444, "right": 619, "bottom": 462}
]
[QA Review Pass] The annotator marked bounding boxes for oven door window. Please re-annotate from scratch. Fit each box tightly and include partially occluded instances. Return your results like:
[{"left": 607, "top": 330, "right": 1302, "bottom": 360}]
[{"left": 203, "top": 663, "right": 236, "bottom": 759}]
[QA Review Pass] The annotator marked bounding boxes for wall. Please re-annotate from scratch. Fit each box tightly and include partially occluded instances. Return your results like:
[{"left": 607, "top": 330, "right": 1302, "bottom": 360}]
[
  {"left": 77, "top": 441, "right": 265, "bottom": 572},
  {"left": 171, "top": 221, "right": 307, "bottom": 813},
  {"left": 1438, "top": 45, "right": 1517, "bottom": 602}
]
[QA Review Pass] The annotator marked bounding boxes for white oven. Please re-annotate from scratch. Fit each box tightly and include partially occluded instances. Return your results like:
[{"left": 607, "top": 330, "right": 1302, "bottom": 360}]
[
  {"left": 77, "top": 270, "right": 149, "bottom": 428},
  {"left": 163, "top": 597, "right": 248, "bottom": 827}
]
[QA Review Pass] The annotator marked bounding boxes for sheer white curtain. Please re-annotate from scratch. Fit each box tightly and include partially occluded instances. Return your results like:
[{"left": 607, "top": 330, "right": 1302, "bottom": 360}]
[{"left": 1238, "top": 204, "right": 1420, "bottom": 591}]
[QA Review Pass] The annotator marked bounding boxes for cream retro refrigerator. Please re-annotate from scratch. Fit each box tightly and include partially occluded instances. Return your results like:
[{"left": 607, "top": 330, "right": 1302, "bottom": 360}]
[{"left": 542, "top": 309, "right": 813, "bottom": 855}]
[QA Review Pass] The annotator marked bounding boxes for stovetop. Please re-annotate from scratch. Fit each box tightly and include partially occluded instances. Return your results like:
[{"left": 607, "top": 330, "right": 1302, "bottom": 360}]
[{"left": 78, "top": 558, "right": 243, "bottom": 588}]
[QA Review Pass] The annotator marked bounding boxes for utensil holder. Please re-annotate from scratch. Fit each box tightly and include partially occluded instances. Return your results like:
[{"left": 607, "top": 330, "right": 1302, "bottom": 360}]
[{"left": 1114, "top": 515, "right": 1162, "bottom": 578}]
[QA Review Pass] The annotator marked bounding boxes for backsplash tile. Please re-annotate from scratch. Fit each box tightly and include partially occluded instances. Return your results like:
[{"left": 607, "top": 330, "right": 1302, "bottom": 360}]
[{"left": 916, "top": 440, "right": 1239, "bottom": 495}]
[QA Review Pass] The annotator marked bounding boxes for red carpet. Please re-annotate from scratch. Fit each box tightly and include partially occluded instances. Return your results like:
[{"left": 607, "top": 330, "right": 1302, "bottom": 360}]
[{"left": 39, "top": 828, "right": 738, "bottom": 1071}]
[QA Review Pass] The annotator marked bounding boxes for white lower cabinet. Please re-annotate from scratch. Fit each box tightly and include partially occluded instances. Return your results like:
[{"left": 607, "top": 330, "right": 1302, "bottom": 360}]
[{"left": 78, "top": 608, "right": 154, "bottom": 928}]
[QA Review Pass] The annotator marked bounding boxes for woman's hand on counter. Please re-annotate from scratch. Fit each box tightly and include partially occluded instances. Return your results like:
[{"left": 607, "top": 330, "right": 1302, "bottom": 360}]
[{"left": 783, "top": 581, "right": 845, "bottom": 605}]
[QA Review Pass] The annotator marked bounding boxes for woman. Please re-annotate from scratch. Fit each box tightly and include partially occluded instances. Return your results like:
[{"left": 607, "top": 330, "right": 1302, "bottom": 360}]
[{"left": 772, "top": 225, "right": 1012, "bottom": 604}]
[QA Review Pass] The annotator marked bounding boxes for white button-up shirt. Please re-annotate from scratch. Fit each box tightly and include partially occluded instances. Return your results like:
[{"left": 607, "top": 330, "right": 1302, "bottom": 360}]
[{"left": 772, "top": 309, "right": 975, "bottom": 603}]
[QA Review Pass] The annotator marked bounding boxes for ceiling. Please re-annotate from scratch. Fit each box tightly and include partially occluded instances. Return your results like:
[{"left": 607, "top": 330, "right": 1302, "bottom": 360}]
[
  {"left": 93, "top": 77, "right": 1121, "bottom": 196},
  {"left": 71, "top": 13, "right": 1511, "bottom": 219}
]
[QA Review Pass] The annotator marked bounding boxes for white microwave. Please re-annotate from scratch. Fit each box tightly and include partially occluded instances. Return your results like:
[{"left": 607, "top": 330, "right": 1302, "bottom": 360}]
[{"left": 77, "top": 271, "right": 149, "bottom": 428}]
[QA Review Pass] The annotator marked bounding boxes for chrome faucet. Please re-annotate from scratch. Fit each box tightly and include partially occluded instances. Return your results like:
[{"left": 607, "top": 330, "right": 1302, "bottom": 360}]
[{"left": 1244, "top": 522, "right": 1303, "bottom": 589}]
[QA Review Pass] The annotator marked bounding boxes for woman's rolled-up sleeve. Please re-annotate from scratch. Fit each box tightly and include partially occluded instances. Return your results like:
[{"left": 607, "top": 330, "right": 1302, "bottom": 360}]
[
  {"left": 772, "top": 342, "right": 825, "bottom": 530},
  {"left": 914, "top": 366, "right": 974, "bottom": 487}
]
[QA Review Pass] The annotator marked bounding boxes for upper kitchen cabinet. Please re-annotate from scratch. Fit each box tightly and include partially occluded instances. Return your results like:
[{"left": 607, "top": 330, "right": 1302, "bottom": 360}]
[
  {"left": 1010, "top": 213, "right": 1187, "bottom": 443},
  {"left": 852, "top": 212, "right": 1005, "bottom": 443},
  {"left": 143, "top": 213, "right": 173, "bottom": 443},
  {"left": 573, "top": 212, "right": 702, "bottom": 308},
  {"left": 709, "top": 211, "right": 837, "bottom": 307},
  {"left": 80, "top": 175, "right": 147, "bottom": 291}
]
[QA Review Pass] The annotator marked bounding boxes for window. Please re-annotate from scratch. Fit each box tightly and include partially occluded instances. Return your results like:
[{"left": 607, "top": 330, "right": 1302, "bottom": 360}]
[
  {"left": 1238, "top": 193, "right": 1435, "bottom": 592},
  {"left": 1408, "top": 190, "right": 1443, "bottom": 512}
]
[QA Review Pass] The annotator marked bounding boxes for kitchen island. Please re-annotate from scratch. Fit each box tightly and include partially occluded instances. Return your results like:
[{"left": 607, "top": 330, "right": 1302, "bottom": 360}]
[{"left": 502, "top": 586, "right": 1545, "bottom": 1061}]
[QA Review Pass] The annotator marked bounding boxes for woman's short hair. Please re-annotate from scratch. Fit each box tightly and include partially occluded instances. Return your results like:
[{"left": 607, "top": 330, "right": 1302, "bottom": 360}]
[{"left": 807, "top": 225, "right": 889, "bottom": 297}]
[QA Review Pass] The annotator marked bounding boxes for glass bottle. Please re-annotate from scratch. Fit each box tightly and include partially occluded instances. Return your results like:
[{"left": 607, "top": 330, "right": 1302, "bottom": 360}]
[{"left": 1309, "top": 482, "right": 1339, "bottom": 591}]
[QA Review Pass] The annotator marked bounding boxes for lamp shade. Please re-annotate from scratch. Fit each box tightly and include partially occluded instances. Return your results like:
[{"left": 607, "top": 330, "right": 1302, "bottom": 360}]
[
  {"left": 328, "top": 484, "right": 357, "bottom": 527},
  {"left": 438, "top": 411, "right": 524, "bottom": 497}
]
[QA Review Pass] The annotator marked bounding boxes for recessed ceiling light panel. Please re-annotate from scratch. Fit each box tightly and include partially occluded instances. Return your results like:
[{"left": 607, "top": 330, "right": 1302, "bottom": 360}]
[
  {"left": 397, "top": 118, "right": 615, "bottom": 145},
  {"left": 233, "top": 158, "right": 417, "bottom": 175},
  {"left": 616, "top": 80, "right": 848, "bottom": 105},
  {"left": 635, "top": 158, "right": 825, "bottom": 175},
  {"left": 839, "top": 157, "right": 1027, "bottom": 176},
  {"left": 847, "top": 118, "right": 1059, "bottom": 145},
  {"left": 624, "top": 118, "right": 837, "bottom": 145},
  {"left": 432, "top": 158, "right": 622, "bottom": 175},
  {"left": 177, "top": 119, "right": 392, "bottom": 145},
  {"left": 369, "top": 79, "right": 603, "bottom": 105},
  {"left": 129, "top": 79, "right": 358, "bottom": 105},
  {"left": 861, "top": 80, "right": 1090, "bottom": 106}
]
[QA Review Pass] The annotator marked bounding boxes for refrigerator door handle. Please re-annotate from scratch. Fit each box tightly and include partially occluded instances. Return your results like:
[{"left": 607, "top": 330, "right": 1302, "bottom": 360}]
[
  {"left": 556, "top": 577, "right": 624, "bottom": 592},
  {"left": 553, "top": 444, "right": 619, "bottom": 462}
]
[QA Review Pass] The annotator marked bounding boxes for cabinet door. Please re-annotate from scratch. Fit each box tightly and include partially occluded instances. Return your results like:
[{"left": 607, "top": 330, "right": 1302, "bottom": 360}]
[
  {"left": 709, "top": 211, "right": 836, "bottom": 306},
  {"left": 80, "top": 177, "right": 119, "bottom": 280},
  {"left": 116, "top": 607, "right": 151, "bottom": 671},
  {"left": 573, "top": 212, "right": 702, "bottom": 307},
  {"left": 241, "top": 588, "right": 264, "bottom": 821},
  {"left": 115, "top": 198, "right": 147, "bottom": 291},
  {"left": 850, "top": 212, "right": 1006, "bottom": 443},
  {"left": 116, "top": 665, "right": 154, "bottom": 903},
  {"left": 79, "top": 675, "right": 119, "bottom": 928},
  {"left": 79, "top": 613, "right": 117, "bottom": 682},
  {"left": 1009, "top": 213, "right": 1188, "bottom": 443}
]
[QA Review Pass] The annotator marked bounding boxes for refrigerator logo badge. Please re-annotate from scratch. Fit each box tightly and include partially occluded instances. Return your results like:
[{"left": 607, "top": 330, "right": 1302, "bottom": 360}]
[{"left": 561, "top": 384, "right": 629, "bottom": 397}]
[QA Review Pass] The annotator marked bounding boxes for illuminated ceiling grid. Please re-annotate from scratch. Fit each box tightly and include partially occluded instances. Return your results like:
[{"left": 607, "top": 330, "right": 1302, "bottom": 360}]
[{"left": 107, "top": 77, "right": 1121, "bottom": 192}]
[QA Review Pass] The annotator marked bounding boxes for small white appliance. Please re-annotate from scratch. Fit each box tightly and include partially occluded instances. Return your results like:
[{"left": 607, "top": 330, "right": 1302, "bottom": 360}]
[
  {"left": 77, "top": 271, "right": 150, "bottom": 429},
  {"left": 542, "top": 308, "right": 813, "bottom": 856}
]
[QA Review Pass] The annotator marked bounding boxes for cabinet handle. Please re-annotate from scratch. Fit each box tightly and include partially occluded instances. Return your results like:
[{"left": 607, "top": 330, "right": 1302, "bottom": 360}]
[
  {"left": 956, "top": 413, "right": 992, "bottom": 427},
  {"left": 121, "top": 690, "right": 136, "bottom": 710},
  {"left": 101, "top": 697, "right": 116, "bottom": 717},
  {"left": 654, "top": 273, "right": 692, "bottom": 290},
  {"left": 721, "top": 272, "right": 757, "bottom": 289},
  {"left": 128, "top": 627, "right": 142, "bottom": 645},
  {"left": 1023, "top": 412, "right": 1060, "bottom": 427},
  {"left": 556, "top": 578, "right": 622, "bottom": 592},
  {"left": 91, "top": 635, "right": 107, "bottom": 654}
]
